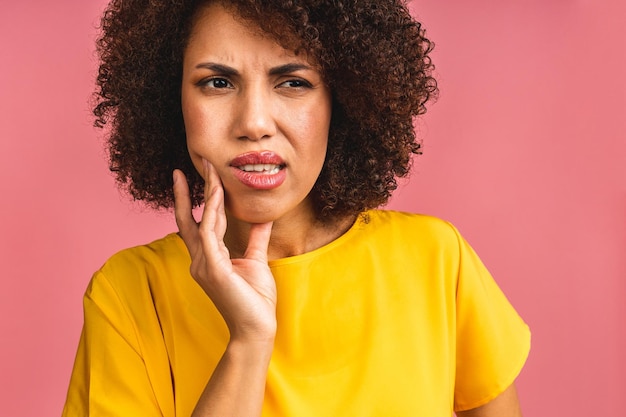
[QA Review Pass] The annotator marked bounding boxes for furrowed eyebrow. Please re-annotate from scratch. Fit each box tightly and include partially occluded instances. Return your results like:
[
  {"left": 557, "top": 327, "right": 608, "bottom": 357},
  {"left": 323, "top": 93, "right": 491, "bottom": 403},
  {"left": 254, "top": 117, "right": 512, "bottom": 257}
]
[
  {"left": 195, "top": 62, "right": 239, "bottom": 76},
  {"left": 194, "top": 62, "right": 312, "bottom": 76},
  {"left": 269, "top": 63, "right": 312, "bottom": 76}
]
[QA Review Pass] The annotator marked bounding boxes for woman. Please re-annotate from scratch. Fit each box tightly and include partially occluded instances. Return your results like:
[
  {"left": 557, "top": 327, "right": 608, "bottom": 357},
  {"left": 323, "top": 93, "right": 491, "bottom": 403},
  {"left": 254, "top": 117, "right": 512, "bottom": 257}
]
[{"left": 63, "top": 0, "right": 530, "bottom": 416}]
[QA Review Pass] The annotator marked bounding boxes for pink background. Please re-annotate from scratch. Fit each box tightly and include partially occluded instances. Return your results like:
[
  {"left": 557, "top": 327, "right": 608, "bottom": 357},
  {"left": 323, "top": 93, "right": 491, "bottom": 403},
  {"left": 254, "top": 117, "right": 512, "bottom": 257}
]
[{"left": 1, "top": 0, "right": 624, "bottom": 415}]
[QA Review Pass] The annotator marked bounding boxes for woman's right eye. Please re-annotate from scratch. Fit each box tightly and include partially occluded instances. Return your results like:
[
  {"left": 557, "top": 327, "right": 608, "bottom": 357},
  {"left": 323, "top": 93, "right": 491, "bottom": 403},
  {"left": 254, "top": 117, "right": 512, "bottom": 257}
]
[{"left": 199, "top": 77, "right": 233, "bottom": 89}]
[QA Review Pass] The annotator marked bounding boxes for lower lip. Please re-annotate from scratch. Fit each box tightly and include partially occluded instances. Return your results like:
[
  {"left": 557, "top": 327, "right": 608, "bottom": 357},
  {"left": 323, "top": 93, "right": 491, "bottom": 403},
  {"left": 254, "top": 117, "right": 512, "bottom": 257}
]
[{"left": 231, "top": 167, "right": 287, "bottom": 190}]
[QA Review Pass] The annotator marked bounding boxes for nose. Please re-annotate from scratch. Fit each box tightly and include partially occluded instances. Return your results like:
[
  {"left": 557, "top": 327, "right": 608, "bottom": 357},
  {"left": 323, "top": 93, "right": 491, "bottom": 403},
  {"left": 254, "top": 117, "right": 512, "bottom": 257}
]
[{"left": 233, "top": 87, "right": 277, "bottom": 141}]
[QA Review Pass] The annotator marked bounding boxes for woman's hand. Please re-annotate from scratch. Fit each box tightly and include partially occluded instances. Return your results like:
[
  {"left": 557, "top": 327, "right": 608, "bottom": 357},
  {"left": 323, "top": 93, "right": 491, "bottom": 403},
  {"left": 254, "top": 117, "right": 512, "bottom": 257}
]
[
  {"left": 173, "top": 160, "right": 275, "bottom": 416},
  {"left": 173, "top": 160, "right": 277, "bottom": 343}
]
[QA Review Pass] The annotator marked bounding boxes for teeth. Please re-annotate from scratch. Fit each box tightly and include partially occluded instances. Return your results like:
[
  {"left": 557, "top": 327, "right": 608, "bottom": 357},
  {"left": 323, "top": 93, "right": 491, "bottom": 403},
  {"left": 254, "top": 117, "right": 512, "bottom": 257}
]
[{"left": 239, "top": 164, "right": 281, "bottom": 174}]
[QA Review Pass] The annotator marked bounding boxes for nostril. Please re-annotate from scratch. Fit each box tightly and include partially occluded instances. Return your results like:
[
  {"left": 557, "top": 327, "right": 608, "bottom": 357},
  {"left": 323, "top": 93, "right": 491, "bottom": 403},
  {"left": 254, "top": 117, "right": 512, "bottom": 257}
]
[{"left": 237, "top": 134, "right": 271, "bottom": 141}]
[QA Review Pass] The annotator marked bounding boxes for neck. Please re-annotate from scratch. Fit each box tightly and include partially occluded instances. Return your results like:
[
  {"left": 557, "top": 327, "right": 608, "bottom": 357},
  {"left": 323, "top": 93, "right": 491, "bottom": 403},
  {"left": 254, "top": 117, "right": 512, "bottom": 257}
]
[{"left": 224, "top": 210, "right": 356, "bottom": 261}]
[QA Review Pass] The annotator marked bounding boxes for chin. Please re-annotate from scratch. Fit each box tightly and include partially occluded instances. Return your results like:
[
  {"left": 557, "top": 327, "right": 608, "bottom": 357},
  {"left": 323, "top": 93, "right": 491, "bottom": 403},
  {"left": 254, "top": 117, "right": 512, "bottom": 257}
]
[
  {"left": 226, "top": 203, "right": 282, "bottom": 225},
  {"left": 234, "top": 213, "right": 278, "bottom": 225},
  {"left": 224, "top": 192, "right": 312, "bottom": 225}
]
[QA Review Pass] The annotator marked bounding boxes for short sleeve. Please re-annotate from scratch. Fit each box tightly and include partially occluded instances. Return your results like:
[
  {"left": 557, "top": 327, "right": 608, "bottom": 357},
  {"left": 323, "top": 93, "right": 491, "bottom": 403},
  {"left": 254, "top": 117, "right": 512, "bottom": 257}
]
[
  {"left": 62, "top": 271, "right": 165, "bottom": 417},
  {"left": 452, "top": 227, "right": 531, "bottom": 411}
]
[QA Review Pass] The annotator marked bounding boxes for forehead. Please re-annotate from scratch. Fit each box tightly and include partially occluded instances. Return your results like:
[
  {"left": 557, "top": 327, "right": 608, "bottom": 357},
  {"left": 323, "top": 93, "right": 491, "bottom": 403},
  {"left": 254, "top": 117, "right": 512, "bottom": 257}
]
[
  {"left": 189, "top": 3, "right": 261, "bottom": 41},
  {"left": 185, "top": 2, "right": 314, "bottom": 67}
]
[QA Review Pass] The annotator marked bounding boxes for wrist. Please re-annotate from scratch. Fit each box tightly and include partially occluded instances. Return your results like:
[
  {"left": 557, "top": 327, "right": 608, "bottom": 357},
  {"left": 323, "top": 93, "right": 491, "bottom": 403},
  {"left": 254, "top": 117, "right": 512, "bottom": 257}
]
[
  {"left": 225, "top": 337, "right": 275, "bottom": 364},
  {"left": 227, "top": 317, "right": 277, "bottom": 346}
]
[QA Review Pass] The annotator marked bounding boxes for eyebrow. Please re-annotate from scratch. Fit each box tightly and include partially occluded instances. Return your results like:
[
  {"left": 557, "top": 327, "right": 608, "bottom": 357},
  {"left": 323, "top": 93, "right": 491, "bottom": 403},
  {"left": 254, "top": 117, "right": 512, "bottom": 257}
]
[
  {"left": 195, "top": 62, "right": 238, "bottom": 76},
  {"left": 194, "top": 62, "right": 312, "bottom": 76},
  {"left": 269, "top": 63, "right": 312, "bottom": 76}
]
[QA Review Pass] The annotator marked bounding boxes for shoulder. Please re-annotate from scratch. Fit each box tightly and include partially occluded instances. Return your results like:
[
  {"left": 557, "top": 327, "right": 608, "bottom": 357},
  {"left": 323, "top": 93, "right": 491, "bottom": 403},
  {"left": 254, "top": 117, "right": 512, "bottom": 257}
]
[
  {"left": 353, "top": 210, "right": 468, "bottom": 274},
  {"left": 100, "top": 233, "right": 187, "bottom": 274},
  {"left": 87, "top": 233, "right": 190, "bottom": 298},
  {"left": 363, "top": 209, "right": 463, "bottom": 248}
]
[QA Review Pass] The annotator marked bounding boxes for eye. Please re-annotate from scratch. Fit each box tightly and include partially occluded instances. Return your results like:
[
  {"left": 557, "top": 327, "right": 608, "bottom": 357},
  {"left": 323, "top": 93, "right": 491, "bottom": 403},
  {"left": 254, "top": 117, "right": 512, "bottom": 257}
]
[
  {"left": 198, "top": 77, "right": 233, "bottom": 89},
  {"left": 277, "top": 78, "right": 313, "bottom": 89}
]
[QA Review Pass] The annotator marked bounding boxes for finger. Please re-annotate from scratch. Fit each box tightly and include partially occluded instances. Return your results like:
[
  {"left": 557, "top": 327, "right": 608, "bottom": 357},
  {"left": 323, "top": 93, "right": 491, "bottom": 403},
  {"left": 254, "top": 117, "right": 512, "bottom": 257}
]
[
  {"left": 243, "top": 222, "right": 273, "bottom": 262},
  {"left": 204, "top": 159, "right": 228, "bottom": 239},
  {"left": 213, "top": 179, "right": 227, "bottom": 240},
  {"left": 173, "top": 169, "right": 199, "bottom": 247},
  {"left": 199, "top": 159, "right": 223, "bottom": 232},
  {"left": 197, "top": 159, "right": 230, "bottom": 263}
]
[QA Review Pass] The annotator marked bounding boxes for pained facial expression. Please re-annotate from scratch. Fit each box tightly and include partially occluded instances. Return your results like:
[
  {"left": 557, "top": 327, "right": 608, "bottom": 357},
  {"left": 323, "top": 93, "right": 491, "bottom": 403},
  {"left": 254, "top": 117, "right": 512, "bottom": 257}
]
[{"left": 181, "top": 3, "right": 332, "bottom": 224}]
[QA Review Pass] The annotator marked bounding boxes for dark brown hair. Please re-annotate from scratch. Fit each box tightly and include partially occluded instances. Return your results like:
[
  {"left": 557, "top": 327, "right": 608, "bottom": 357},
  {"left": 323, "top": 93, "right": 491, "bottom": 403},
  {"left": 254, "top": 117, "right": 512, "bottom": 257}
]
[{"left": 94, "top": 0, "right": 437, "bottom": 221}]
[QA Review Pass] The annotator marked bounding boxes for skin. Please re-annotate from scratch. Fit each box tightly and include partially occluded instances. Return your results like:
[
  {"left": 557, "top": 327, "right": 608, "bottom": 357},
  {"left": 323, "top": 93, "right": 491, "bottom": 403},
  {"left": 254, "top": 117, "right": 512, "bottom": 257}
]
[
  {"left": 457, "top": 384, "right": 523, "bottom": 417},
  {"left": 175, "top": 3, "right": 351, "bottom": 416},
  {"left": 175, "top": 160, "right": 275, "bottom": 417},
  {"left": 173, "top": 3, "right": 523, "bottom": 416},
  {"left": 180, "top": 2, "right": 345, "bottom": 260}
]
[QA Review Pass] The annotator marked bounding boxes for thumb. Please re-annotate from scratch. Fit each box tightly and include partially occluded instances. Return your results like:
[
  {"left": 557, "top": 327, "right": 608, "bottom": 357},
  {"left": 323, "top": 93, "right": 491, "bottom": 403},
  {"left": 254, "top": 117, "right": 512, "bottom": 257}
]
[{"left": 243, "top": 222, "right": 273, "bottom": 262}]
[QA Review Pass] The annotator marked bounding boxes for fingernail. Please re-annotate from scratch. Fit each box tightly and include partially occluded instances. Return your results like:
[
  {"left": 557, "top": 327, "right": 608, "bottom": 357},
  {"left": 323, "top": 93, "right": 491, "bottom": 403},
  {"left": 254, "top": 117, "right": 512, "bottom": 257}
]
[
  {"left": 203, "top": 158, "right": 210, "bottom": 171},
  {"left": 172, "top": 170, "right": 178, "bottom": 184}
]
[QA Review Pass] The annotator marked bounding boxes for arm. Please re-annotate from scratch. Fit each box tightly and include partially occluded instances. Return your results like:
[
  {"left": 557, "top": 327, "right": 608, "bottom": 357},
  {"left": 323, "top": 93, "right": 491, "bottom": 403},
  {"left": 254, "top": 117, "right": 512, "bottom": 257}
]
[
  {"left": 456, "top": 383, "right": 522, "bottom": 417},
  {"left": 62, "top": 277, "right": 168, "bottom": 416},
  {"left": 191, "top": 338, "right": 273, "bottom": 417},
  {"left": 173, "top": 160, "right": 276, "bottom": 417}
]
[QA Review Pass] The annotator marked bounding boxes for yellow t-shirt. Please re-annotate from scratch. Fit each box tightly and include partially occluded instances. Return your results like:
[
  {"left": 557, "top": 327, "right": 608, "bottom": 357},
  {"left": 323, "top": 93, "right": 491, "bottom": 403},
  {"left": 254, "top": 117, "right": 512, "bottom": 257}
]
[{"left": 63, "top": 210, "right": 530, "bottom": 416}]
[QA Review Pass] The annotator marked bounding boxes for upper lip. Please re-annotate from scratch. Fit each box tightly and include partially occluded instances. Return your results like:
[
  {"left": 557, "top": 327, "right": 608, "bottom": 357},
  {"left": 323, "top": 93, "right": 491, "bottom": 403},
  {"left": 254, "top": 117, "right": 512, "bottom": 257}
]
[{"left": 230, "top": 151, "right": 285, "bottom": 167}]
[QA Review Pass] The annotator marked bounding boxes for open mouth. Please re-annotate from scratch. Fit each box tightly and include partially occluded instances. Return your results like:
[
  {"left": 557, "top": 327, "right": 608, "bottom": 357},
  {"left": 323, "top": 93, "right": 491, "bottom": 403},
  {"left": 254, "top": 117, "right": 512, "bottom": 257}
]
[
  {"left": 230, "top": 151, "right": 287, "bottom": 189},
  {"left": 237, "top": 164, "right": 284, "bottom": 175}
]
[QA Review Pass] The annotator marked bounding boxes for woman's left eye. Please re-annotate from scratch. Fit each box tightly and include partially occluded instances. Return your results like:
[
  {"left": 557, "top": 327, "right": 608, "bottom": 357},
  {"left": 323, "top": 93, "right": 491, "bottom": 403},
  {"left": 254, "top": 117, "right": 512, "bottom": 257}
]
[{"left": 278, "top": 79, "right": 312, "bottom": 89}]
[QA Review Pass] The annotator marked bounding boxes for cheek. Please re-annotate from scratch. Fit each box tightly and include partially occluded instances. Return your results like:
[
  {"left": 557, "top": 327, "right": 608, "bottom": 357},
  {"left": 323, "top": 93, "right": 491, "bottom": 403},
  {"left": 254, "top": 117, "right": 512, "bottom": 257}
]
[
  {"left": 307, "top": 110, "right": 331, "bottom": 160},
  {"left": 181, "top": 96, "right": 205, "bottom": 141},
  {"left": 182, "top": 97, "right": 214, "bottom": 149},
  {"left": 181, "top": 97, "right": 211, "bottom": 176},
  {"left": 297, "top": 100, "right": 331, "bottom": 148},
  {"left": 181, "top": 85, "right": 219, "bottom": 142}
]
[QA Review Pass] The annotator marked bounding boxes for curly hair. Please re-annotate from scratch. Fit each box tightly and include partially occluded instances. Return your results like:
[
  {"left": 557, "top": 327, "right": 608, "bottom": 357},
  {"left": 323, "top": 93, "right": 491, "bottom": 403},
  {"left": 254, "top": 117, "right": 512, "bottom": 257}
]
[{"left": 94, "top": 0, "right": 437, "bottom": 221}]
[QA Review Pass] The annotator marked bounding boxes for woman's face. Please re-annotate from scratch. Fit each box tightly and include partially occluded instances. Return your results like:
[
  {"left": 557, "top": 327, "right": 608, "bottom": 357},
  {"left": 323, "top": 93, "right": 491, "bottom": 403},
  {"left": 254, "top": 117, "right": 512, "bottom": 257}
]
[{"left": 181, "top": 3, "right": 332, "bottom": 224}]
